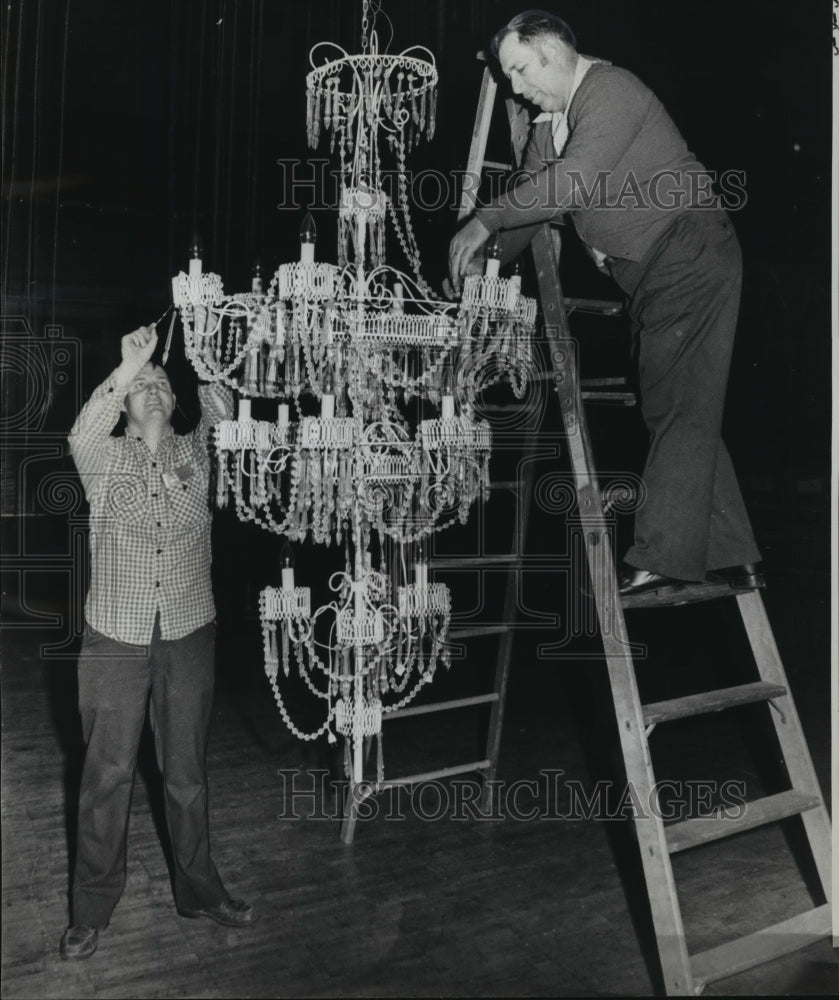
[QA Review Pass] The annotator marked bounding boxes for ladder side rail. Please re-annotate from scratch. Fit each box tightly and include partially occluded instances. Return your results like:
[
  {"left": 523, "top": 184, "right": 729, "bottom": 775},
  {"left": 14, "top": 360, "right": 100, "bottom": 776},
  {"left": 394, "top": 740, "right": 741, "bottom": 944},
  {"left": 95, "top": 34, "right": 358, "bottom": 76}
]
[
  {"left": 458, "top": 65, "right": 498, "bottom": 222},
  {"left": 736, "top": 590, "right": 833, "bottom": 897},
  {"left": 498, "top": 79, "right": 694, "bottom": 993},
  {"left": 480, "top": 447, "right": 540, "bottom": 809},
  {"left": 530, "top": 223, "right": 695, "bottom": 995}
]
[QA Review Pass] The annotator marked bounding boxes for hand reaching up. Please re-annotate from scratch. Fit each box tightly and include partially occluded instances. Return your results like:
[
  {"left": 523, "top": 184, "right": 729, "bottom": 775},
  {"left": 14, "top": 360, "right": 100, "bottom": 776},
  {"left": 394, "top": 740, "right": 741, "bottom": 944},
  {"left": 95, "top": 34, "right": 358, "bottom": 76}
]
[{"left": 115, "top": 326, "right": 158, "bottom": 387}]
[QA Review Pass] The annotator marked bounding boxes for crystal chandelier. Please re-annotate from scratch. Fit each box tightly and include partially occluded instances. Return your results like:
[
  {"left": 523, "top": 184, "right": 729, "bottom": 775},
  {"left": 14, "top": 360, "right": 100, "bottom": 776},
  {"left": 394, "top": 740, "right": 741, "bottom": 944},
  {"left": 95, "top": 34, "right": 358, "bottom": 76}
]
[{"left": 170, "top": 0, "right": 537, "bottom": 792}]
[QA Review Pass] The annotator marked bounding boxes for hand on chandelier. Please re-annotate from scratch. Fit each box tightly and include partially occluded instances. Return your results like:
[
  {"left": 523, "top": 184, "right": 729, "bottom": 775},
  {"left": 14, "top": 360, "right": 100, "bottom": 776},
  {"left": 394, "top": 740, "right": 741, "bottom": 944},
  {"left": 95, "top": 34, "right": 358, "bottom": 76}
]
[{"left": 447, "top": 215, "right": 491, "bottom": 297}]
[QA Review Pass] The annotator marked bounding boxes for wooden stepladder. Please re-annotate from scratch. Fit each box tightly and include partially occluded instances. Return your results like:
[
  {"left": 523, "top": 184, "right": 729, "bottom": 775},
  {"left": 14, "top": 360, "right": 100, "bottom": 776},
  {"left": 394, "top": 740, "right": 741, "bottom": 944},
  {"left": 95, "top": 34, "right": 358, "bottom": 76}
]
[{"left": 462, "top": 55, "right": 833, "bottom": 996}]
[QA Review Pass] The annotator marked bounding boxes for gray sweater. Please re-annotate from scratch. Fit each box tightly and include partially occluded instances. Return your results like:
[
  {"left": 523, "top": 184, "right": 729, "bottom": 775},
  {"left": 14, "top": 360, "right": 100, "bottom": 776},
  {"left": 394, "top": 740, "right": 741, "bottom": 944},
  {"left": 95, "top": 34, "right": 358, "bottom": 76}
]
[{"left": 475, "top": 63, "right": 714, "bottom": 264}]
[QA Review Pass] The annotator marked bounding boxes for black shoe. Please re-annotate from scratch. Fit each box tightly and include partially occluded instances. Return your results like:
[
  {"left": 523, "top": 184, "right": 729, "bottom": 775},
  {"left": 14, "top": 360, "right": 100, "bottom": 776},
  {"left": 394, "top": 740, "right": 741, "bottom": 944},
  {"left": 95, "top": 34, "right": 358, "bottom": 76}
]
[
  {"left": 59, "top": 924, "right": 99, "bottom": 960},
  {"left": 178, "top": 898, "right": 255, "bottom": 927},
  {"left": 706, "top": 562, "right": 766, "bottom": 590},
  {"left": 618, "top": 563, "right": 690, "bottom": 598}
]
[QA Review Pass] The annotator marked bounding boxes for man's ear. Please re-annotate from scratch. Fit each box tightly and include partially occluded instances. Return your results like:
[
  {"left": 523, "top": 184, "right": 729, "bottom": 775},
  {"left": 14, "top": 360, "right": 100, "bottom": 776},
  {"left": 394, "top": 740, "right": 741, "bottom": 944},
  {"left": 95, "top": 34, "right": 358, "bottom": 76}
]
[{"left": 539, "top": 35, "right": 565, "bottom": 65}]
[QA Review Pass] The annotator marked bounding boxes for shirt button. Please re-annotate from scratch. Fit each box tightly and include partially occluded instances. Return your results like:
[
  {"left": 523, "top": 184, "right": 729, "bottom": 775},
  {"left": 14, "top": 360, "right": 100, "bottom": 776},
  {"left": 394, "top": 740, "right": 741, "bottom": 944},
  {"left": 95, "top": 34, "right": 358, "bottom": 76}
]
[
  {"left": 156, "top": 549, "right": 162, "bottom": 554},
  {"left": 152, "top": 461, "right": 157, "bottom": 468},
  {"left": 151, "top": 492, "right": 158, "bottom": 498},
  {"left": 156, "top": 521, "right": 162, "bottom": 527},
  {"left": 156, "top": 581, "right": 160, "bottom": 587}
]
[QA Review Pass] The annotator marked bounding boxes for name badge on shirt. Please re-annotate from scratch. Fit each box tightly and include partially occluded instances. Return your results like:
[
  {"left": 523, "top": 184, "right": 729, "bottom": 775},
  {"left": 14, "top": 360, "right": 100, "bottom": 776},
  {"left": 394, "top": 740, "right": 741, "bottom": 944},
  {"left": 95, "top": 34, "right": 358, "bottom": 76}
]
[{"left": 163, "top": 465, "right": 194, "bottom": 490}]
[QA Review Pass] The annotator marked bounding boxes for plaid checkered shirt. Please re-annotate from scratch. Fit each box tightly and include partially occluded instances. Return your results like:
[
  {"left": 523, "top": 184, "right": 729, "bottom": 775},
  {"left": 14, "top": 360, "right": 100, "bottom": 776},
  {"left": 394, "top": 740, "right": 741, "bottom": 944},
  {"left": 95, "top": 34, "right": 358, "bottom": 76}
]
[{"left": 68, "top": 372, "right": 234, "bottom": 644}]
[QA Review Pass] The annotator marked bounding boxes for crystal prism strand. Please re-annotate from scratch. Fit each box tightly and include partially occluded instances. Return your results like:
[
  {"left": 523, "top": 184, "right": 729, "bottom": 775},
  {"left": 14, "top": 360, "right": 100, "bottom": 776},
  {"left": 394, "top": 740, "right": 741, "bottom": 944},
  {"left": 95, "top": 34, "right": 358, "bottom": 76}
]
[
  {"left": 367, "top": 215, "right": 379, "bottom": 269},
  {"left": 213, "top": 311, "right": 224, "bottom": 372},
  {"left": 394, "top": 70, "right": 404, "bottom": 134},
  {"left": 329, "top": 79, "right": 339, "bottom": 153},
  {"left": 382, "top": 66, "right": 393, "bottom": 119},
  {"left": 282, "top": 622, "right": 290, "bottom": 677},
  {"left": 408, "top": 72, "right": 418, "bottom": 124},
  {"left": 312, "top": 85, "right": 322, "bottom": 147},
  {"left": 310, "top": 454, "right": 322, "bottom": 543},
  {"left": 306, "top": 84, "right": 315, "bottom": 145},
  {"left": 408, "top": 73, "right": 419, "bottom": 150},
  {"left": 324, "top": 80, "right": 332, "bottom": 132},
  {"left": 234, "top": 451, "right": 243, "bottom": 513},
  {"left": 222, "top": 315, "right": 234, "bottom": 368},
  {"left": 216, "top": 450, "right": 228, "bottom": 508},
  {"left": 265, "top": 343, "right": 278, "bottom": 396},
  {"left": 248, "top": 450, "right": 258, "bottom": 514}
]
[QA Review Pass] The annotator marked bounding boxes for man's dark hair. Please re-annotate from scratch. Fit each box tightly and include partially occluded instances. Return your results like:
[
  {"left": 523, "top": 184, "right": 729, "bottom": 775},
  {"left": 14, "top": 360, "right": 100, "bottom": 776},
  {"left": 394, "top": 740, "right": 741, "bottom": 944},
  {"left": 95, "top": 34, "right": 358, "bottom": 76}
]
[{"left": 490, "top": 10, "right": 577, "bottom": 58}]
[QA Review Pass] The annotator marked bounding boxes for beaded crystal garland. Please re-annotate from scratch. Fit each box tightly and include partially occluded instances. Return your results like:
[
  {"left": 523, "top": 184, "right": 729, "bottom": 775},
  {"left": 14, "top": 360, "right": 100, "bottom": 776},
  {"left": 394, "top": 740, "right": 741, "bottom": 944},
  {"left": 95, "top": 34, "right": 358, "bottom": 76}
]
[{"left": 171, "top": 1, "right": 537, "bottom": 791}]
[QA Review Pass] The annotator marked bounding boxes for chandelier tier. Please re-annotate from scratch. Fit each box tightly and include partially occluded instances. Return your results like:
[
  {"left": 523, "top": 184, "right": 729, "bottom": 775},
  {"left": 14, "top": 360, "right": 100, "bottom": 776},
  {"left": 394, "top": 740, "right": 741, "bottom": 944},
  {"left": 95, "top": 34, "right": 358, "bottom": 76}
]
[{"left": 171, "top": 0, "right": 538, "bottom": 797}]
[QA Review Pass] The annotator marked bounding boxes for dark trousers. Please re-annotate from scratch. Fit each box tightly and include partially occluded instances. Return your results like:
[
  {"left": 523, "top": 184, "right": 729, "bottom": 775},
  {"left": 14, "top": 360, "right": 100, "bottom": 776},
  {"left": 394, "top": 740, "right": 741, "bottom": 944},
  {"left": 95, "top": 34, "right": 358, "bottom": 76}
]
[
  {"left": 72, "top": 618, "right": 227, "bottom": 927},
  {"left": 611, "top": 210, "right": 761, "bottom": 581}
]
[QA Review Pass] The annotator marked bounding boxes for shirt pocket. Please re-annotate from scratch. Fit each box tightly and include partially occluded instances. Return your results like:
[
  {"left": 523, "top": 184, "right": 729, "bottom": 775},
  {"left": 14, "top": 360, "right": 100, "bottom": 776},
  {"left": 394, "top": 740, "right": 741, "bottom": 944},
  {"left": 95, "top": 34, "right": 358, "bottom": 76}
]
[{"left": 167, "top": 464, "right": 210, "bottom": 528}]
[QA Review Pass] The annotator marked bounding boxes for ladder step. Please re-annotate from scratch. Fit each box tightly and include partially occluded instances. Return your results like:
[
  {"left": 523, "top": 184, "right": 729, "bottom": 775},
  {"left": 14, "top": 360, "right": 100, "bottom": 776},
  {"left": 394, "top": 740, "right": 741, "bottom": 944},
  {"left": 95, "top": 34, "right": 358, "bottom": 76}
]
[
  {"left": 621, "top": 579, "right": 738, "bottom": 609},
  {"left": 430, "top": 555, "right": 522, "bottom": 569},
  {"left": 376, "top": 759, "right": 491, "bottom": 788},
  {"left": 449, "top": 625, "right": 510, "bottom": 640},
  {"left": 642, "top": 681, "right": 788, "bottom": 726},
  {"left": 582, "top": 391, "right": 636, "bottom": 404},
  {"left": 666, "top": 790, "right": 821, "bottom": 854},
  {"left": 563, "top": 297, "right": 623, "bottom": 316},
  {"left": 690, "top": 903, "right": 832, "bottom": 990},
  {"left": 482, "top": 158, "right": 512, "bottom": 171},
  {"left": 385, "top": 693, "right": 499, "bottom": 721}
]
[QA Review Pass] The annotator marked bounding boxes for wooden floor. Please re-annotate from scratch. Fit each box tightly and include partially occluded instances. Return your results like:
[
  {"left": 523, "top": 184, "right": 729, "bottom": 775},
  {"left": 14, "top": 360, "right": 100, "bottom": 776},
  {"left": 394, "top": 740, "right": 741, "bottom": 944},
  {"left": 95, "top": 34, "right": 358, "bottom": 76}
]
[{"left": 2, "top": 553, "right": 836, "bottom": 997}]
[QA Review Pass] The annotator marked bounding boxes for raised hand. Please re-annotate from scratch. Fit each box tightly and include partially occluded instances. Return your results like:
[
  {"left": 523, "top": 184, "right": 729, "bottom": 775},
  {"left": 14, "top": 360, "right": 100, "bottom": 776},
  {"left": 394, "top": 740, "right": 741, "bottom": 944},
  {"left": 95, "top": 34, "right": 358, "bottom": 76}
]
[{"left": 115, "top": 325, "right": 158, "bottom": 386}]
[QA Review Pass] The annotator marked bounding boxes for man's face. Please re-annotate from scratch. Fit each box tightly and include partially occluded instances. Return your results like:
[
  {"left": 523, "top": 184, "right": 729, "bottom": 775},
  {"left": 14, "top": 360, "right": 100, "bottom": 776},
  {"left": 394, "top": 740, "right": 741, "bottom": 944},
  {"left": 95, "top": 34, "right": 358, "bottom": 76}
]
[
  {"left": 122, "top": 363, "right": 175, "bottom": 428},
  {"left": 498, "top": 34, "right": 569, "bottom": 113}
]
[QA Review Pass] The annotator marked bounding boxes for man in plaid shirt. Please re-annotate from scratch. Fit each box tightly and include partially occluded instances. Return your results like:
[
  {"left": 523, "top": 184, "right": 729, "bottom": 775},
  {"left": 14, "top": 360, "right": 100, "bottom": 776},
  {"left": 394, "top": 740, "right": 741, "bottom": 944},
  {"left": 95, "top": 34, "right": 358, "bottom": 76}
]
[{"left": 60, "top": 324, "right": 254, "bottom": 961}]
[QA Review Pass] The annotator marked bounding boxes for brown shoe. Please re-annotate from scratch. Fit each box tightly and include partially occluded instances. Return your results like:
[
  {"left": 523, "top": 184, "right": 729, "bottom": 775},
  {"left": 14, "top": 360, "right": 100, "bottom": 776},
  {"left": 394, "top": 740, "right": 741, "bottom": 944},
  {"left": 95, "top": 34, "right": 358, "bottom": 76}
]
[
  {"left": 59, "top": 924, "right": 99, "bottom": 960},
  {"left": 178, "top": 898, "right": 255, "bottom": 927}
]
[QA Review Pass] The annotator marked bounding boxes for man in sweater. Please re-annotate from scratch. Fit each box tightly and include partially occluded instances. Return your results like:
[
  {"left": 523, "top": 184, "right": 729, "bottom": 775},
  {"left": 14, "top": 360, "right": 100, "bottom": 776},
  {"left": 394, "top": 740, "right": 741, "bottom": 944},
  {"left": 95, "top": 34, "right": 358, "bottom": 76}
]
[
  {"left": 60, "top": 324, "right": 253, "bottom": 961},
  {"left": 449, "top": 10, "right": 763, "bottom": 596}
]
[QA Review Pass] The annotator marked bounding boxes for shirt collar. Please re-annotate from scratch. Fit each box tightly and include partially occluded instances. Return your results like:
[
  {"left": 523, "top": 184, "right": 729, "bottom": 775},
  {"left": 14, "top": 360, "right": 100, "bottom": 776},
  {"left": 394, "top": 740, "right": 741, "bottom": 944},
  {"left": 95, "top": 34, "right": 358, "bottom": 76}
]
[
  {"left": 126, "top": 426, "right": 175, "bottom": 451},
  {"left": 532, "top": 54, "right": 595, "bottom": 125}
]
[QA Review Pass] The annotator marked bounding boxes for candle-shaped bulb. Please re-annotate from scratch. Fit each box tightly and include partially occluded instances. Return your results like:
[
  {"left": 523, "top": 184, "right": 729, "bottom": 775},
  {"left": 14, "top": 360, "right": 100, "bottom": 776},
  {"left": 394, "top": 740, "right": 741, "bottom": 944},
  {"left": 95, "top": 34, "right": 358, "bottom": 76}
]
[
  {"left": 337, "top": 381, "right": 350, "bottom": 417},
  {"left": 300, "top": 212, "right": 317, "bottom": 243},
  {"left": 485, "top": 231, "right": 502, "bottom": 277},
  {"left": 300, "top": 212, "right": 317, "bottom": 263},
  {"left": 321, "top": 361, "right": 335, "bottom": 419},
  {"left": 189, "top": 233, "right": 203, "bottom": 277},
  {"left": 281, "top": 543, "right": 295, "bottom": 590},
  {"left": 441, "top": 365, "right": 455, "bottom": 420},
  {"left": 252, "top": 256, "right": 263, "bottom": 294},
  {"left": 321, "top": 298, "right": 335, "bottom": 345}
]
